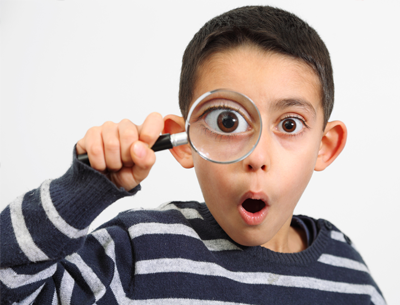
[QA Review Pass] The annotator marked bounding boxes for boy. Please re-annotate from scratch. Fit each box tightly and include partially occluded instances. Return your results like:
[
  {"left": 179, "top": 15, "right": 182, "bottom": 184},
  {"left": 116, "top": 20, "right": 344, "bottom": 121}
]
[{"left": 0, "top": 5, "right": 384, "bottom": 304}]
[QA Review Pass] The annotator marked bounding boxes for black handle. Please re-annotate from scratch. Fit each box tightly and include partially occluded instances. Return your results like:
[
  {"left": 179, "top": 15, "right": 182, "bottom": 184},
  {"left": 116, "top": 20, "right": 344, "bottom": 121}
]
[
  {"left": 77, "top": 134, "right": 173, "bottom": 166},
  {"left": 151, "top": 134, "right": 173, "bottom": 151}
]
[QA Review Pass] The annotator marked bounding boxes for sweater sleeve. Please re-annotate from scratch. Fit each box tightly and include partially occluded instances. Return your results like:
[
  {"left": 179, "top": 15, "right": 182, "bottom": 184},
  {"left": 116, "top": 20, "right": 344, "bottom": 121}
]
[{"left": 0, "top": 148, "right": 139, "bottom": 303}]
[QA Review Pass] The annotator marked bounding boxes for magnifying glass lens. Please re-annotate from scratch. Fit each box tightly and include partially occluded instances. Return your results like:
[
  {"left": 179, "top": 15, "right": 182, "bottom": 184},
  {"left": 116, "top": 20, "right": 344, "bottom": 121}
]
[{"left": 187, "top": 90, "right": 261, "bottom": 164}]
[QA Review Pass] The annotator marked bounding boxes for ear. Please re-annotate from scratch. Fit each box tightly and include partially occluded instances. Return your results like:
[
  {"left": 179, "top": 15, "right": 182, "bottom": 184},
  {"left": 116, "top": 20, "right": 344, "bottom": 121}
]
[
  {"left": 315, "top": 121, "right": 347, "bottom": 171},
  {"left": 163, "top": 114, "right": 194, "bottom": 169}
]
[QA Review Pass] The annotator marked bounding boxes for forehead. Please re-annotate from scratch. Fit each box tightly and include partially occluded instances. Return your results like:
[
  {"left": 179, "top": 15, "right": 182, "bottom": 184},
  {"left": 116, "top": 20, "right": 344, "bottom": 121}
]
[{"left": 193, "top": 46, "right": 323, "bottom": 117}]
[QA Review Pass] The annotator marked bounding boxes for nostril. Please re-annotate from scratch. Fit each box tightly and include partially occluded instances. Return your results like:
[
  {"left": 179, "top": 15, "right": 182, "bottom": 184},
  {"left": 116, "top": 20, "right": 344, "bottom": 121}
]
[{"left": 247, "top": 164, "right": 266, "bottom": 171}]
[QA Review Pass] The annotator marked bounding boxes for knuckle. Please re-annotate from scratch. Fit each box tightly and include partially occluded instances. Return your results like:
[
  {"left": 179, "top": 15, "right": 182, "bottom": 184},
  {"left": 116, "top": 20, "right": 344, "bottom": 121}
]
[
  {"left": 139, "top": 132, "right": 153, "bottom": 144},
  {"left": 89, "top": 145, "right": 103, "bottom": 157},
  {"left": 86, "top": 126, "right": 101, "bottom": 137},
  {"left": 150, "top": 112, "right": 163, "bottom": 125},
  {"left": 119, "top": 118, "right": 132, "bottom": 125},
  {"left": 150, "top": 112, "right": 162, "bottom": 119},
  {"left": 102, "top": 121, "right": 116, "bottom": 129},
  {"left": 104, "top": 139, "right": 120, "bottom": 152},
  {"left": 120, "top": 128, "right": 137, "bottom": 142}
]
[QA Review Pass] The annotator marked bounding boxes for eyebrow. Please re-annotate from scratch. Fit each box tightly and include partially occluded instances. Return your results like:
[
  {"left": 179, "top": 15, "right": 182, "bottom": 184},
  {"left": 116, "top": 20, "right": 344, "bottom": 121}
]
[{"left": 269, "top": 98, "right": 317, "bottom": 118}]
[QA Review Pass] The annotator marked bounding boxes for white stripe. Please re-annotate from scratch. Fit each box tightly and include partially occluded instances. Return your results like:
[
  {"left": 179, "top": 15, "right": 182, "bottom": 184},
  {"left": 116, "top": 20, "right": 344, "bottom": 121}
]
[
  {"left": 0, "top": 264, "right": 57, "bottom": 289},
  {"left": 40, "top": 180, "right": 88, "bottom": 238},
  {"left": 331, "top": 230, "right": 347, "bottom": 243},
  {"left": 129, "top": 222, "right": 241, "bottom": 251},
  {"left": 160, "top": 204, "right": 204, "bottom": 220},
  {"left": 136, "top": 258, "right": 386, "bottom": 305},
  {"left": 155, "top": 201, "right": 173, "bottom": 210},
  {"left": 330, "top": 230, "right": 358, "bottom": 249},
  {"left": 9, "top": 195, "right": 49, "bottom": 262},
  {"left": 83, "top": 229, "right": 252, "bottom": 305},
  {"left": 203, "top": 239, "right": 241, "bottom": 251},
  {"left": 128, "top": 223, "right": 200, "bottom": 240},
  {"left": 65, "top": 253, "right": 106, "bottom": 302},
  {"left": 52, "top": 289, "right": 58, "bottom": 305},
  {"left": 12, "top": 284, "right": 45, "bottom": 305},
  {"left": 92, "top": 229, "right": 247, "bottom": 305},
  {"left": 92, "top": 229, "right": 131, "bottom": 304},
  {"left": 91, "top": 229, "right": 117, "bottom": 261},
  {"left": 318, "top": 254, "right": 369, "bottom": 273},
  {"left": 60, "top": 270, "right": 74, "bottom": 305}
]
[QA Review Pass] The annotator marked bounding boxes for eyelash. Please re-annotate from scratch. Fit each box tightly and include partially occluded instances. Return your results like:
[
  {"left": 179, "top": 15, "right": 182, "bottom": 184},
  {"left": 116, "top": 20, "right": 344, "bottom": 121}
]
[
  {"left": 197, "top": 104, "right": 248, "bottom": 141},
  {"left": 197, "top": 108, "right": 309, "bottom": 139},
  {"left": 278, "top": 115, "right": 309, "bottom": 137},
  {"left": 197, "top": 104, "right": 243, "bottom": 121},
  {"left": 199, "top": 125, "right": 239, "bottom": 141}
]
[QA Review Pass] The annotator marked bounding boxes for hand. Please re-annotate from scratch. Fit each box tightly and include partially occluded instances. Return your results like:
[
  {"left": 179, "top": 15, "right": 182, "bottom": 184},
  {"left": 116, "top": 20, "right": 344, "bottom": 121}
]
[{"left": 76, "top": 113, "right": 164, "bottom": 191}]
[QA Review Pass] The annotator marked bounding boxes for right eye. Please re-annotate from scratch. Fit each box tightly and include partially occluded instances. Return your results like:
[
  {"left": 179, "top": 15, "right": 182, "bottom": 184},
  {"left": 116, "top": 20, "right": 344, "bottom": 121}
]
[{"left": 204, "top": 109, "right": 249, "bottom": 134}]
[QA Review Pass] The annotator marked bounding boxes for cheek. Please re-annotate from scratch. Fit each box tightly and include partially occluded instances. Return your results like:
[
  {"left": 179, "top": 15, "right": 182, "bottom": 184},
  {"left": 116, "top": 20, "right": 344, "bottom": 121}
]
[
  {"left": 193, "top": 156, "right": 227, "bottom": 200},
  {"left": 272, "top": 138, "right": 320, "bottom": 205}
]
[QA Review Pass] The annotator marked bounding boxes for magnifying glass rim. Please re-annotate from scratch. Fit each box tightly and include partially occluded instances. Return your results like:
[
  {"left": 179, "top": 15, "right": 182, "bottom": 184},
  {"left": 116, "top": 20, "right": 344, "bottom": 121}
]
[{"left": 185, "top": 89, "right": 263, "bottom": 164}]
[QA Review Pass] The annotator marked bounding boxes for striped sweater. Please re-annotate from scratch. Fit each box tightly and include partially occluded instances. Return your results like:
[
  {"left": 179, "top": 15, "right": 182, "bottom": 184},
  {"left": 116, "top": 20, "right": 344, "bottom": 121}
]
[{"left": 0, "top": 155, "right": 385, "bottom": 304}]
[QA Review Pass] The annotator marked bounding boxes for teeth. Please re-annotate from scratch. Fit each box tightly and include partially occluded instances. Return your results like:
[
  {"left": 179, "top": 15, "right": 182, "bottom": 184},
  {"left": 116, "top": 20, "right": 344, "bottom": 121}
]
[{"left": 242, "top": 199, "right": 265, "bottom": 213}]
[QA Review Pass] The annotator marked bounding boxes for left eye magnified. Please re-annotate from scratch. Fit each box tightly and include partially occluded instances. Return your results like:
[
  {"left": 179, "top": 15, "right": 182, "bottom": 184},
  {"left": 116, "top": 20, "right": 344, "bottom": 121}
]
[
  {"left": 278, "top": 117, "right": 304, "bottom": 134},
  {"left": 205, "top": 109, "right": 249, "bottom": 134}
]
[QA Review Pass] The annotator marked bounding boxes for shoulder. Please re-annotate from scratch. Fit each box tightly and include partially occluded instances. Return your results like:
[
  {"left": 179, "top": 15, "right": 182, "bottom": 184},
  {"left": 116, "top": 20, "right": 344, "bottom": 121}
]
[
  {"left": 113, "top": 201, "right": 221, "bottom": 240},
  {"left": 101, "top": 201, "right": 240, "bottom": 252},
  {"left": 292, "top": 215, "right": 385, "bottom": 303},
  {"left": 299, "top": 215, "right": 359, "bottom": 252},
  {"left": 299, "top": 215, "right": 372, "bottom": 274},
  {"left": 117, "top": 201, "right": 207, "bottom": 225}
]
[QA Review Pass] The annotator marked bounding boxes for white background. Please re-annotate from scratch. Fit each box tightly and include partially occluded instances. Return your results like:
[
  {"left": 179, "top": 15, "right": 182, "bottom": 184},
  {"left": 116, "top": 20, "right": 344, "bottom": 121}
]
[{"left": 1, "top": 0, "right": 399, "bottom": 303}]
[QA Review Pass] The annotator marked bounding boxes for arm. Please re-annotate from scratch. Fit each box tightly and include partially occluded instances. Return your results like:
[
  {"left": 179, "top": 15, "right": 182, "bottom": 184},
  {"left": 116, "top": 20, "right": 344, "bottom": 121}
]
[
  {"left": 0, "top": 114, "right": 164, "bottom": 303},
  {"left": 0, "top": 152, "right": 138, "bottom": 303}
]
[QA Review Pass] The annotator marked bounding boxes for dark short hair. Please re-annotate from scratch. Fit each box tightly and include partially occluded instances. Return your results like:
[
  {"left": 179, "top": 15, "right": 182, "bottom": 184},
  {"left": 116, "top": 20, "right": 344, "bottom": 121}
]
[{"left": 179, "top": 6, "right": 333, "bottom": 127}]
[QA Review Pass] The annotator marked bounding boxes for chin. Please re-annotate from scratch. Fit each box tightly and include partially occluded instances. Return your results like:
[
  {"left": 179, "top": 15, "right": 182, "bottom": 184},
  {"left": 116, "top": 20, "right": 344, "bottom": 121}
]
[{"left": 229, "top": 231, "right": 271, "bottom": 248}]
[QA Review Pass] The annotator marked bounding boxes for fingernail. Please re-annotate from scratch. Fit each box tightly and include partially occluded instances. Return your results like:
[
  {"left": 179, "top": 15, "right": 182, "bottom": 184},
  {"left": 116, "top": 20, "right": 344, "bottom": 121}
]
[{"left": 133, "top": 142, "right": 146, "bottom": 158}]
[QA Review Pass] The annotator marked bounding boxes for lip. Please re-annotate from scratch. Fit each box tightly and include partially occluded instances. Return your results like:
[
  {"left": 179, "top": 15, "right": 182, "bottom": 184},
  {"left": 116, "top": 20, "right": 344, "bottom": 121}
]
[{"left": 238, "top": 191, "right": 270, "bottom": 226}]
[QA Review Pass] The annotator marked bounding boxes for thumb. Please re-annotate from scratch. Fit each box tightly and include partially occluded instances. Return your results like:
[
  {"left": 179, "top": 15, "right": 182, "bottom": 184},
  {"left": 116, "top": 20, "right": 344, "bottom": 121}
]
[{"left": 130, "top": 141, "right": 157, "bottom": 185}]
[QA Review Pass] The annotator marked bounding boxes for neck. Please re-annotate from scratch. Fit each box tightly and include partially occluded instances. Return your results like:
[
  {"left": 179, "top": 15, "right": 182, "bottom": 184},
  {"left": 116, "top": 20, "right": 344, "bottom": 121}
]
[{"left": 261, "top": 217, "right": 307, "bottom": 253}]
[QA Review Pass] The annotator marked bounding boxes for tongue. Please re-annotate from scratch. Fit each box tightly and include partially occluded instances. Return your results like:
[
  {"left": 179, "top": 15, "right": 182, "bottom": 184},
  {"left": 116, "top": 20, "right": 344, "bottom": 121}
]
[{"left": 242, "top": 199, "right": 265, "bottom": 213}]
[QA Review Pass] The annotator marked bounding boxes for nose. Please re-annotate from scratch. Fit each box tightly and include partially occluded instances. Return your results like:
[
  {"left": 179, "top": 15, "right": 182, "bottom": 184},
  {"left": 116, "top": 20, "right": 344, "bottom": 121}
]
[{"left": 242, "top": 131, "right": 269, "bottom": 172}]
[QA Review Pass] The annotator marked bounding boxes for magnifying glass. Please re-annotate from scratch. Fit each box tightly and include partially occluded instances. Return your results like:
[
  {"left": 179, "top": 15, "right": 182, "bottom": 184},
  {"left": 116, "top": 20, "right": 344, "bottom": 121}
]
[{"left": 78, "top": 89, "right": 262, "bottom": 165}]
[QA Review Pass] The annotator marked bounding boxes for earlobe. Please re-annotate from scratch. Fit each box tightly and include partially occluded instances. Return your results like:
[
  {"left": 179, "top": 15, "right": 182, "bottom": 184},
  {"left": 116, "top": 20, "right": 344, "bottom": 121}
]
[
  {"left": 315, "top": 121, "right": 347, "bottom": 171},
  {"left": 163, "top": 115, "right": 194, "bottom": 169}
]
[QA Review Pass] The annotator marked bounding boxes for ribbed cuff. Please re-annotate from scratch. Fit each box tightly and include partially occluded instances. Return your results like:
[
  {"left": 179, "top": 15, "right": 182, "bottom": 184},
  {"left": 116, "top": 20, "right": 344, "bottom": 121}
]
[{"left": 49, "top": 146, "right": 141, "bottom": 230}]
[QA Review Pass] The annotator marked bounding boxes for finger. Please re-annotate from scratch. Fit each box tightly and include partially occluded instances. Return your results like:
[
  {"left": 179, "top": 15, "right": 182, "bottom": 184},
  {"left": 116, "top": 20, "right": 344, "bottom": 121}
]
[
  {"left": 130, "top": 141, "right": 157, "bottom": 185},
  {"left": 102, "top": 121, "right": 122, "bottom": 172},
  {"left": 84, "top": 126, "right": 106, "bottom": 171},
  {"left": 138, "top": 112, "right": 164, "bottom": 148},
  {"left": 76, "top": 137, "right": 86, "bottom": 155},
  {"left": 108, "top": 167, "right": 139, "bottom": 191},
  {"left": 118, "top": 119, "right": 138, "bottom": 167}
]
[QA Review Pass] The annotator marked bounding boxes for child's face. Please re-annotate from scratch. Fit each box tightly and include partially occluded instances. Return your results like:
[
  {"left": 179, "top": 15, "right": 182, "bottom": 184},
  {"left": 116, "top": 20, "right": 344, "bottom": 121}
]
[{"left": 191, "top": 46, "right": 325, "bottom": 250}]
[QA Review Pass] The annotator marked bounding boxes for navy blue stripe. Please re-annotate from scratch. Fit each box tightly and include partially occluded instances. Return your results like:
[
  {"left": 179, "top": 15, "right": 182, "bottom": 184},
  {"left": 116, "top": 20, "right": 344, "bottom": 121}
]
[
  {"left": 108, "top": 227, "right": 136, "bottom": 298},
  {"left": 132, "top": 273, "right": 374, "bottom": 304},
  {"left": 22, "top": 190, "right": 85, "bottom": 259},
  {"left": 59, "top": 259, "right": 94, "bottom": 304},
  {"left": 78, "top": 234, "right": 115, "bottom": 287}
]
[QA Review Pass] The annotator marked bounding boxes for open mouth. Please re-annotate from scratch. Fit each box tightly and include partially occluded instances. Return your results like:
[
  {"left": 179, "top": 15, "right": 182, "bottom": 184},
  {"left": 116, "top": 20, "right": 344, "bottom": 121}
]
[{"left": 242, "top": 199, "right": 266, "bottom": 213}]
